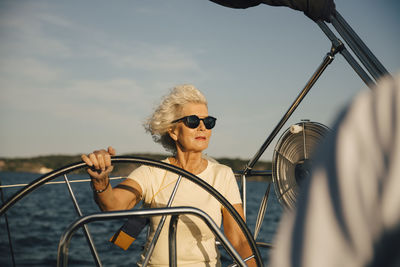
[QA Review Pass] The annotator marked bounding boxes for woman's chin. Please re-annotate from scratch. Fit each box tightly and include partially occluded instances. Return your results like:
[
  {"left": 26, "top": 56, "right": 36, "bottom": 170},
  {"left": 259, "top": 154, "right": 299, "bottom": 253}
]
[{"left": 184, "top": 146, "right": 208, "bottom": 153}]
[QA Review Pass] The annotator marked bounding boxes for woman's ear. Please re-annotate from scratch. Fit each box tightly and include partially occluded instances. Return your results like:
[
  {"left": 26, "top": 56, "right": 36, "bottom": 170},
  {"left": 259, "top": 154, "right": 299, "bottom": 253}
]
[{"left": 168, "top": 127, "right": 178, "bottom": 141}]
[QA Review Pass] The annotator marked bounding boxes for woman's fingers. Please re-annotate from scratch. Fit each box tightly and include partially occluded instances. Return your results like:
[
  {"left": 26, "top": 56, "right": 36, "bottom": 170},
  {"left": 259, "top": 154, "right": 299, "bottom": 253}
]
[
  {"left": 89, "top": 153, "right": 100, "bottom": 169},
  {"left": 108, "top": 146, "right": 116, "bottom": 156},
  {"left": 105, "top": 165, "right": 114, "bottom": 174},
  {"left": 82, "top": 146, "right": 115, "bottom": 174},
  {"left": 87, "top": 167, "right": 99, "bottom": 179},
  {"left": 97, "top": 153, "right": 106, "bottom": 171},
  {"left": 81, "top": 154, "right": 93, "bottom": 167},
  {"left": 86, "top": 163, "right": 113, "bottom": 180},
  {"left": 104, "top": 153, "right": 112, "bottom": 168}
]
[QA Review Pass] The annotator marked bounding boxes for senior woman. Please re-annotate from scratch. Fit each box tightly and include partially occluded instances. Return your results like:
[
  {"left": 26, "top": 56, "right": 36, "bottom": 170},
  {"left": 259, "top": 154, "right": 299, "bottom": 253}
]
[{"left": 82, "top": 84, "right": 256, "bottom": 266}]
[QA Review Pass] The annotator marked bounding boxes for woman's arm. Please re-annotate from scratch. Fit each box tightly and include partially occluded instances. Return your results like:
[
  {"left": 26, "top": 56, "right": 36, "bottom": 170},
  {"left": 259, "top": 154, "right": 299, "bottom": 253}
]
[
  {"left": 223, "top": 203, "right": 257, "bottom": 267},
  {"left": 81, "top": 146, "right": 142, "bottom": 211}
]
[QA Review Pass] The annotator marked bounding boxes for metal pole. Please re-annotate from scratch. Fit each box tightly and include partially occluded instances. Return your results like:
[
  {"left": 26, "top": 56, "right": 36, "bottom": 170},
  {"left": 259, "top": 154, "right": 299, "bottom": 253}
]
[
  {"left": 317, "top": 21, "right": 375, "bottom": 88},
  {"left": 302, "top": 121, "right": 307, "bottom": 159},
  {"left": 253, "top": 182, "right": 271, "bottom": 240},
  {"left": 333, "top": 10, "right": 390, "bottom": 78},
  {"left": 63, "top": 175, "right": 102, "bottom": 267},
  {"left": 142, "top": 175, "right": 183, "bottom": 267},
  {"left": 329, "top": 16, "right": 380, "bottom": 81},
  {"left": 243, "top": 48, "right": 337, "bottom": 175},
  {"left": 168, "top": 215, "right": 179, "bottom": 267},
  {"left": 241, "top": 174, "right": 247, "bottom": 219}
]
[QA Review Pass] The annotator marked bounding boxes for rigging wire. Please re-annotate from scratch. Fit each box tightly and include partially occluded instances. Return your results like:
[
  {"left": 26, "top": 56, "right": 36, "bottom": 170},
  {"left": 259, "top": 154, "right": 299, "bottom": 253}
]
[{"left": 0, "top": 176, "right": 125, "bottom": 188}]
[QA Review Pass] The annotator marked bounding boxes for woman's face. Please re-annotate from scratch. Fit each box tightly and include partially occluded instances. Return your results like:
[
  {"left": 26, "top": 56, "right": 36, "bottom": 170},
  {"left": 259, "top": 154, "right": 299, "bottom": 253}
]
[{"left": 169, "top": 102, "right": 212, "bottom": 153}]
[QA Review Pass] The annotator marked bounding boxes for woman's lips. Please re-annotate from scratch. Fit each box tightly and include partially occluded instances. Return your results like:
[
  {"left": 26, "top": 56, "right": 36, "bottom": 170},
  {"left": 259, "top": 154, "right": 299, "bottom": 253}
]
[{"left": 195, "top": 136, "right": 206, "bottom": 140}]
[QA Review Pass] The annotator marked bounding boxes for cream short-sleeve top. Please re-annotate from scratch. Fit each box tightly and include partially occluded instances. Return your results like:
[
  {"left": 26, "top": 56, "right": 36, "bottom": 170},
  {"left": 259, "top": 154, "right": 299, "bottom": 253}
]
[{"left": 128, "top": 158, "right": 242, "bottom": 267}]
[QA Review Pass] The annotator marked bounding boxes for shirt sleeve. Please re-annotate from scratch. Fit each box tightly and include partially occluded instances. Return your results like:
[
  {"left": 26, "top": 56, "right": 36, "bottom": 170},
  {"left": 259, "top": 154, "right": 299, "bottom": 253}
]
[
  {"left": 127, "top": 165, "right": 153, "bottom": 204},
  {"left": 223, "top": 167, "right": 243, "bottom": 205}
]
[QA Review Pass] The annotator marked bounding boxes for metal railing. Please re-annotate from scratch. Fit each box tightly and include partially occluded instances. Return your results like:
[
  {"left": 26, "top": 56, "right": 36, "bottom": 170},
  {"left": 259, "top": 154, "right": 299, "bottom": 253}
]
[{"left": 57, "top": 207, "right": 248, "bottom": 267}]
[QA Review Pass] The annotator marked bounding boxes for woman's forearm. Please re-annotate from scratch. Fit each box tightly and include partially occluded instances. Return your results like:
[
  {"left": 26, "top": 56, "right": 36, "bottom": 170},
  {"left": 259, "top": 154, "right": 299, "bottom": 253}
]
[
  {"left": 223, "top": 204, "right": 258, "bottom": 266},
  {"left": 234, "top": 239, "right": 257, "bottom": 267},
  {"left": 92, "top": 177, "right": 120, "bottom": 211},
  {"left": 92, "top": 177, "right": 140, "bottom": 211}
]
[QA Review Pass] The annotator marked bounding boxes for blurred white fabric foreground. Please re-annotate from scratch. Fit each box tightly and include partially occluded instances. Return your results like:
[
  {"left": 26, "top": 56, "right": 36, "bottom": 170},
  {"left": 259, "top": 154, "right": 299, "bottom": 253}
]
[{"left": 270, "top": 73, "right": 400, "bottom": 267}]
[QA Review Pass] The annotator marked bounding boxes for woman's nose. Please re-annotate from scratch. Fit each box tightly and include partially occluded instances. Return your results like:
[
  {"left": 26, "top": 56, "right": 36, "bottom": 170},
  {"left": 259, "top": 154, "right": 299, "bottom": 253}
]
[{"left": 198, "top": 120, "right": 206, "bottom": 130}]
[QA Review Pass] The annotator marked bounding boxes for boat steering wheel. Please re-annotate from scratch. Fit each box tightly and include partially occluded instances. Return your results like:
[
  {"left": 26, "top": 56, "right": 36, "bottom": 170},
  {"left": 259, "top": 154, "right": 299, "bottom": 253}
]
[{"left": 0, "top": 156, "right": 263, "bottom": 266}]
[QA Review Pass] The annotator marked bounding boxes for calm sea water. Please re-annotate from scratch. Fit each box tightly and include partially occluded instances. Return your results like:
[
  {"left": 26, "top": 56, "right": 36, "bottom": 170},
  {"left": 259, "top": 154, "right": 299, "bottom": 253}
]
[{"left": 0, "top": 171, "right": 283, "bottom": 266}]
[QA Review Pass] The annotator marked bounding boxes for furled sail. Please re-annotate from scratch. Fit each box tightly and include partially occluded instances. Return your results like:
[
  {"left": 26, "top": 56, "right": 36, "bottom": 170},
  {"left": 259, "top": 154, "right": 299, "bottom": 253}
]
[{"left": 209, "top": 0, "right": 336, "bottom": 22}]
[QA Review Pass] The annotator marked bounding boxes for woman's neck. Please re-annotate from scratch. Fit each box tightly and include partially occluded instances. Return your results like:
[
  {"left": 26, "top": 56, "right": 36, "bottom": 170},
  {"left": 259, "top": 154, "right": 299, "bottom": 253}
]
[{"left": 170, "top": 151, "right": 207, "bottom": 175}]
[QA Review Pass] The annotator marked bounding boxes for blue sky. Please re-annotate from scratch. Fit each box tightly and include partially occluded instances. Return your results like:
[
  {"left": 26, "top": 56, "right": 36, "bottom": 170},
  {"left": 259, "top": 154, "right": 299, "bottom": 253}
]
[{"left": 0, "top": 0, "right": 399, "bottom": 161}]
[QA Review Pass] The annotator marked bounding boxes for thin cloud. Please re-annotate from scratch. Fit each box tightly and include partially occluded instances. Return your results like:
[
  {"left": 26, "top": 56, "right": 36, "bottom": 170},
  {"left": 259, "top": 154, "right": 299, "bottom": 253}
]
[
  {"left": 85, "top": 38, "right": 203, "bottom": 74},
  {"left": 0, "top": 5, "right": 72, "bottom": 58},
  {"left": 0, "top": 2, "right": 204, "bottom": 76},
  {"left": 0, "top": 57, "right": 62, "bottom": 83}
]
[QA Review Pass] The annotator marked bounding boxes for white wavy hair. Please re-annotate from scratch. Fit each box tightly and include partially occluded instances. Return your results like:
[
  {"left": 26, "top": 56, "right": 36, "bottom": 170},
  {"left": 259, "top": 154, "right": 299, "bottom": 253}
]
[{"left": 143, "top": 84, "right": 208, "bottom": 153}]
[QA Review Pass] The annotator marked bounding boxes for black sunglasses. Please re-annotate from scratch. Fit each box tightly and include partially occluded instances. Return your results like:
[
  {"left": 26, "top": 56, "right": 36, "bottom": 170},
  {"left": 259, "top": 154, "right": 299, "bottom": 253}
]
[{"left": 172, "top": 115, "right": 217, "bottom": 129}]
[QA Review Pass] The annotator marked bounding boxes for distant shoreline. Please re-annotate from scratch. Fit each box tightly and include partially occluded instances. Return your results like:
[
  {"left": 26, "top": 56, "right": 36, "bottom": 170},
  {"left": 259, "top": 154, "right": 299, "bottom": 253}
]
[{"left": 0, "top": 153, "right": 272, "bottom": 181}]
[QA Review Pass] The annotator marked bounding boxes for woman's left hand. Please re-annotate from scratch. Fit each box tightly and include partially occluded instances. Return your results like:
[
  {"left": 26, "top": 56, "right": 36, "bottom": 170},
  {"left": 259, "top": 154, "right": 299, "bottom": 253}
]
[{"left": 81, "top": 146, "right": 116, "bottom": 182}]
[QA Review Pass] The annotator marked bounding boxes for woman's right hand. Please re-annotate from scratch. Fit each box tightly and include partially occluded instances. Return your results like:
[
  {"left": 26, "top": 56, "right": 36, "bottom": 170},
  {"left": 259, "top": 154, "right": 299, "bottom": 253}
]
[{"left": 81, "top": 146, "right": 116, "bottom": 181}]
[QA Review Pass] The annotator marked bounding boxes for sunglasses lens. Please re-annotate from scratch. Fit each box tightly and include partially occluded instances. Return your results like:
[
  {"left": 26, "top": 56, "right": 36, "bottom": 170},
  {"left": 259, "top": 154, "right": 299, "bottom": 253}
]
[
  {"left": 185, "top": 115, "right": 200, "bottom": 128},
  {"left": 204, "top": 117, "right": 216, "bottom": 129}
]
